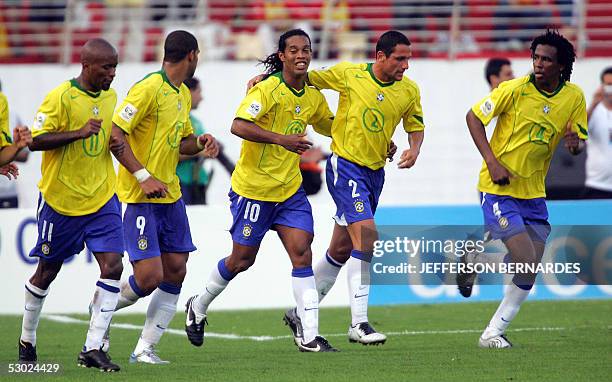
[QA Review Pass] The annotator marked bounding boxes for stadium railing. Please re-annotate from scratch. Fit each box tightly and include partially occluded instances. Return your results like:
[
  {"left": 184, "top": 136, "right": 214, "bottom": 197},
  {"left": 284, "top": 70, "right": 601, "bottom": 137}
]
[{"left": 0, "top": 0, "right": 610, "bottom": 63}]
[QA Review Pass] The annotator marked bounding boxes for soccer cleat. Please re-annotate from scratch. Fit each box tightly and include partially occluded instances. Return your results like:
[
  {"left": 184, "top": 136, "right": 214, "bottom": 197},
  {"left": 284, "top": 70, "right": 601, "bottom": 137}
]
[
  {"left": 297, "top": 336, "right": 339, "bottom": 352},
  {"left": 282, "top": 307, "right": 303, "bottom": 346},
  {"left": 457, "top": 251, "right": 477, "bottom": 298},
  {"left": 129, "top": 347, "right": 170, "bottom": 365},
  {"left": 348, "top": 322, "right": 387, "bottom": 345},
  {"left": 77, "top": 349, "right": 120, "bottom": 372},
  {"left": 478, "top": 334, "right": 513, "bottom": 349},
  {"left": 185, "top": 295, "right": 207, "bottom": 347},
  {"left": 18, "top": 339, "right": 37, "bottom": 362}
]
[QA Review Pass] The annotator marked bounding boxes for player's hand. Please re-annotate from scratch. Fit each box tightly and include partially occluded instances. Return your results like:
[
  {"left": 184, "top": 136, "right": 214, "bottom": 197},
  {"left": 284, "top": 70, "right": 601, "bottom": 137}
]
[
  {"left": 0, "top": 162, "right": 19, "bottom": 180},
  {"left": 279, "top": 133, "right": 313, "bottom": 155},
  {"left": 564, "top": 121, "right": 580, "bottom": 154},
  {"left": 12, "top": 125, "right": 32, "bottom": 149},
  {"left": 487, "top": 158, "right": 512, "bottom": 186},
  {"left": 397, "top": 148, "right": 419, "bottom": 168},
  {"left": 246, "top": 74, "right": 265, "bottom": 93},
  {"left": 387, "top": 140, "right": 398, "bottom": 162},
  {"left": 78, "top": 119, "right": 102, "bottom": 139},
  {"left": 198, "top": 133, "right": 220, "bottom": 158},
  {"left": 140, "top": 177, "right": 168, "bottom": 199}
]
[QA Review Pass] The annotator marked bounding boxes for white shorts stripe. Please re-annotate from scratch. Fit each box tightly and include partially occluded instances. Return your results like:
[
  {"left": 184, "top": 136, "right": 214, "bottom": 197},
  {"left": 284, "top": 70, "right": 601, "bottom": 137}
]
[{"left": 330, "top": 153, "right": 339, "bottom": 186}]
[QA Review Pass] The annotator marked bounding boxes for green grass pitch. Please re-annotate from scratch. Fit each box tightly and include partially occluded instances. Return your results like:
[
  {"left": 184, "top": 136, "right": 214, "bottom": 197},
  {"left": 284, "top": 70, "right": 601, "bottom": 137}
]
[{"left": 1, "top": 299, "right": 610, "bottom": 381}]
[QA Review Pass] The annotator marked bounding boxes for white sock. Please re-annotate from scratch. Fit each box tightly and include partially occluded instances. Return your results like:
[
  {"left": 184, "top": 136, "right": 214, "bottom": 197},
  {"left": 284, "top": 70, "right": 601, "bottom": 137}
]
[
  {"left": 314, "top": 251, "right": 344, "bottom": 302},
  {"left": 20, "top": 280, "right": 49, "bottom": 346},
  {"left": 292, "top": 267, "right": 319, "bottom": 344},
  {"left": 85, "top": 279, "right": 120, "bottom": 351},
  {"left": 194, "top": 258, "right": 234, "bottom": 315},
  {"left": 347, "top": 250, "right": 371, "bottom": 327},
  {"left": 115, "top": 275, "right": 145, "bottom": 311},
  {"left": 469, "top": 251, "right": 510, "bottom": 268},
  {"left": 483, "top": 283, "right": 530, "bottom": 338},
  {"left": 135, "top": 283, "right": 180, "bottom": 353}
]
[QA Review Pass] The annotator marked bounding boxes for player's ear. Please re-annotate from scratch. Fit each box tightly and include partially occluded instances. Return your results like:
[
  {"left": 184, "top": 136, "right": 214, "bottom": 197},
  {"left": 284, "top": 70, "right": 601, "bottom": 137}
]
[
  {"left": 278, "top": 50, "right": 286, "bottom": 63},
  {"left": 375, "top": 50, "right": 386, "bottom": 62}
]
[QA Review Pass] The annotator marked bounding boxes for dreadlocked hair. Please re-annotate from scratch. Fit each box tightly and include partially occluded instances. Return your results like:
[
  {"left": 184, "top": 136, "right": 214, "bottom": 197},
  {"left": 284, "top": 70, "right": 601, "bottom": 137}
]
[
  {"left": 259, "top": 29, "right": 311, "bottom": 79},
  {"left": 530, "top": 29, "right": 576, "bottom": 82}
]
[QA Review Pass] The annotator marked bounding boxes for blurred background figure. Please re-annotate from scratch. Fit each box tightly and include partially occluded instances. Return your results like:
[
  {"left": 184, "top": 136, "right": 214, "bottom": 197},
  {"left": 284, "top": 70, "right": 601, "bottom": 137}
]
[
  {"left": 583, "top": 66, "right": 612, "bottom": 199},
  {"left": 485, "top": 57, "right": 515, "bottom": 90},
  {"left": 177, "top": 77, "right": 234, "bottom": 205},
  {"left": 300, "top": 145, "right": 329, "bottom": 196}
]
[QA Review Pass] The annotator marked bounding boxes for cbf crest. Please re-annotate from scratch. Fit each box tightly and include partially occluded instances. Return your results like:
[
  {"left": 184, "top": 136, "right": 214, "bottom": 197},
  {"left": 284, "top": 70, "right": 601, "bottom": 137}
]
[
  {"left": 295, "top": 105, "right": 301, "bottom": 114},
  {"left": 354, "top": 199, "right": 365, "bottom": 213},
  {"left": 242, "top": 224, "right": 253, "bottom": 238},
  {"left": 137, "top": 235, "right": 148, "bottom": 250},
  {"left": 377, "top": 93, "right": 384, "bottom": 102},
  {"left": 92, "top": 105, "right": 100, "bottom": 117}
]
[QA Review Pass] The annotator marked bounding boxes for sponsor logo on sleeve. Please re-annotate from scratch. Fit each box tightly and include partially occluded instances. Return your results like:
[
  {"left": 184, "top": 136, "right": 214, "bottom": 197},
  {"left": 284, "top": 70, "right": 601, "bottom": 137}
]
[
  {"left": 246, "top": 101, "right": 262, "bottom": 118},
  {"left": 33, "top": 112, "right": 47, "bottom": 130},
  {"left": 480, "top": 98, "right": 494, "bottom": 117},
  {"left": 119, "top": 103, "right": 138, "bottom": 123}
]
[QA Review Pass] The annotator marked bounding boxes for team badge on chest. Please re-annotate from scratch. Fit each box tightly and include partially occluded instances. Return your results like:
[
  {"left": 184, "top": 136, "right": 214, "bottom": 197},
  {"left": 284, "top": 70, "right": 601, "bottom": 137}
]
[
  {"left": 178, "top": 100, "right": 182, "bottom": 111},
  {"left": 377, "top": 93, "right": 384, "bottom": 102},
  {"left": 92, "top": 105, "right": 100, "bottom": 117},
  {"left": 543, "top": 105, "right": 550, "bottom": 114},
  {"left": 295, "top": 105, "right": 301, "bottom": 114}
]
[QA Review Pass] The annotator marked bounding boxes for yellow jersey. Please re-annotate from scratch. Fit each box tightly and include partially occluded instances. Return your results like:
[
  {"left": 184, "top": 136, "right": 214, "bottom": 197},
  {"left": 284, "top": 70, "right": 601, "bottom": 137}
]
[
  {"left": 232, "top": 72, "right": 334, "bottom": 202},
  {"left": 31, "top": 80, "right": 117, "bottom": 216},
  {"left": 113, "top": 70, "right": 193, "bottom": 204},
  {"left": 308, "top": 62, "right": 425, "bottom": 170},
  {"left": 472, "top": 74, "right": 588, "bottom": 199},
  {"left": 0, "top": 91, "right": 10, "bottom": 148}
]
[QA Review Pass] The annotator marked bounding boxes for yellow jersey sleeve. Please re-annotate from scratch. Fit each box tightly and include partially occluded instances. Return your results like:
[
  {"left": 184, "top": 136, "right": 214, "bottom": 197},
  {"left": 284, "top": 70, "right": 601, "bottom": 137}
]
[
  {"left": 310, "top": 90, "right": 334, "bottom": 137},
  {"left": 307, "top": 62, "right": 351, "bottom": 91},
  {"left": 0, "top": 92, "right": 10, "bottom": 147},
  {"left": 402, "top": 82, "right": 425, "bottom": 133},
  {"left": 112, "top": 78, "right": 156, "bottom": 134},
  {"left": 471, "top": 80, "right": 515, "bottom": 127},
  {"left": 235, "top": 84, "right": 273, "bottom": 123},
  {"left": 31, "top": 84, "right": 66, "bottom": 138},
  {"left": 568, "top": 90, "right": 588, "bottom": 140},
  {"left": 180, "top": 83, "right": 194, "bottom": 138}
]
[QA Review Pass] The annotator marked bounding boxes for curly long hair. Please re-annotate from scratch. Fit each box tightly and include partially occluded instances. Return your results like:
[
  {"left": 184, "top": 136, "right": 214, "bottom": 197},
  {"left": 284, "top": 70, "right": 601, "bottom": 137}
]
[
  {"left": 530, "top": 29, "right": 576, "bottom": 82},
  {"left": 259, "top": 29, "right": 311, "bottom": 79}
]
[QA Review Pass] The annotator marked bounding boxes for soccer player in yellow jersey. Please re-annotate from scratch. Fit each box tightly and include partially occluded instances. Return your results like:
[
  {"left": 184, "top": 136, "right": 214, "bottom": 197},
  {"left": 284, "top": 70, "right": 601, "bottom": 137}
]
[
  {"left": 270, "top": 31, "right": 423, "bottom": 345},
  {"left": 18, "top": 39, "right": 122, "bottom": 372},
  {"left": 108, "top": 30, "right": 219, "bottom": 364},
  {"left": 464, "top": 30, "right": 587, "bottom": 348},
  {"left": 184, "top": 29, "right": 339, "bottom": 352}
]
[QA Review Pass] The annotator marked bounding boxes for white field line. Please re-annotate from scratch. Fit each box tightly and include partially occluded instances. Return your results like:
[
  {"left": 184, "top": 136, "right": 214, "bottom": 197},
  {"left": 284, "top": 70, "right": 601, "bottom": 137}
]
[{"left": 43, "top": 314, "right": 575, "bottom": 342}]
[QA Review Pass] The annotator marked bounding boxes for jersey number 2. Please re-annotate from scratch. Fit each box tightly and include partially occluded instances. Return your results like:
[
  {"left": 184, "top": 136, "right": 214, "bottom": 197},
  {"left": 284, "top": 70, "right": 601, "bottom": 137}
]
[{"left": 348, "top": 179, "right": 360, "bottom": 198}]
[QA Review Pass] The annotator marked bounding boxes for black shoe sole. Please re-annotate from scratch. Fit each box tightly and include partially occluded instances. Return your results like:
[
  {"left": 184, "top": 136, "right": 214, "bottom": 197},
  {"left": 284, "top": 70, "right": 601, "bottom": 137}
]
[{"left": 349, "top": 338, "right": 387, "bottom": 346}]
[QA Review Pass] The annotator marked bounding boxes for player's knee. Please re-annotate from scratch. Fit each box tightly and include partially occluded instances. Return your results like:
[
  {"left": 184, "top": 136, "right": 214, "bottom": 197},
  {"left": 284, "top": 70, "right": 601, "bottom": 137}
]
[
  {"left": 328, "top": 244, "right": 351, "bottom": 263},
  {"left": 227, "top": 257, "right": 255, "bottom": 274},
  {"left": 100, "top": 260, "right": 123, "bottom": 280},
  {"left": 137, "top": 272, "right": 163, "bottom": 294}
]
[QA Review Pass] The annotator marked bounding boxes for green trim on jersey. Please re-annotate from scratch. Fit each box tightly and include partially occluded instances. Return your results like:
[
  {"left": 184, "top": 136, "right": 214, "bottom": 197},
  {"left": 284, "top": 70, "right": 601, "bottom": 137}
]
[
  {"left": 272, "top": 72, "right": 305, "bottom": 97},
  {"left": 1, "top": 130, "right": 12, "bottom": 144},
  {"left": 160, "top": 70, "right": 180, "bottom": 93},
  {"left": 578, "top": 123, "right": 588, "bottom": 137},
  {"left": 529, "top": 74, "right": 565, "bottom": 98},
  {"left": 70, "top": 79, "right": 101, "bottom": 98},
  {"left": 367, "top": 63, "right": 394, "bottom": 87}
]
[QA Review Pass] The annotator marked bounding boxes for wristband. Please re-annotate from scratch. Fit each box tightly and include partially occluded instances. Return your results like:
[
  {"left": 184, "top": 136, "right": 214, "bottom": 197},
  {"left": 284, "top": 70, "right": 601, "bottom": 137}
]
[
  {"left": 133, "top": 168, "right": 151, "bottom": 183},
  {"left": 196, "top": 135, "right": 205, "bottom": 150}
]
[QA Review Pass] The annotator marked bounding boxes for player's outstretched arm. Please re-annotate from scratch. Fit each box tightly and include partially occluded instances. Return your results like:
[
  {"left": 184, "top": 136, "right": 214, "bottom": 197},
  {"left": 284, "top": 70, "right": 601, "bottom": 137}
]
[
  {"left": 29, "top": 119, "right": 100, "bottom": 151},
  {"left": 0, "top": 126, "right": 31, "bottom": 166},
  {"left": 180, "top": 133, "right": 220, "bottom": 158},
  {"left": 231, "top": 118, "right": 312, "bottom": 155},
  {"left": 466, "top": 109, "right": 511, "bottom": 185},
  {"left": 110, "top": 123, "right": 168, "bottom": 198}
]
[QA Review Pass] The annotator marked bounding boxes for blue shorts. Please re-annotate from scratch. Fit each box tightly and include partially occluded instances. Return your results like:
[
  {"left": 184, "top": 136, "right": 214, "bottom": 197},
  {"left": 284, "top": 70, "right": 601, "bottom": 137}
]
[
  {"left": 228, "top": 187, "right": 314, "bottom": 247},
  {"left": 326, "top": 154, "right": 385, "bottom": 226},
  {"left": 30, "top": 194, "right": 124, "bottom": 262},
  {"left": 123, "top": 199, "right": 196, "bottom": 261},
  {"left": 481, "top": 192, "right": 551, "bottom": 243}
]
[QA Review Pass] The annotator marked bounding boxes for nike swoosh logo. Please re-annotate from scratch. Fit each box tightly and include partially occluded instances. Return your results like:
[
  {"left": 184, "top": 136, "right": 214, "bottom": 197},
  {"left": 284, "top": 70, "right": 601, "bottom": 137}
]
[
  {"left": 24, "top": 307, "right": 37, "bottom": 311},
  {"left": 354, "top": 294, "right": 368, "bottom": 298},
  {"left": 501, "top": 317, "right": 510, "bottom": 323},
  {"left": 70, "top": 95, "right": 78, "bottom": 99},
  {"left": 521, "top": 92, "right": 529, "bottom": 96},
  {"left": 156, "top": 324, "right": 166, "bottom": 330},
  {"left": 304, "top": 307, "right": 318, "bottom": 311},
  {"left": 101, "top": 308, "right": 115, "bottom": 312},
  {"left": 355, "top": 74, "right": 364, "bottom": 78},
  {"left": 186, "top": 318, "right": 194, "bottom": 325}
]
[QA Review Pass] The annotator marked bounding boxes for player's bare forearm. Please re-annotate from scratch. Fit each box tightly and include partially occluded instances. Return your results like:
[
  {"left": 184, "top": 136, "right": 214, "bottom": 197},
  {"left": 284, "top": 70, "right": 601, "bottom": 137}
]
[
  {"left": 466, "top": 110, "right": 496, "bottom": 165},
  {"left": 109, "top": 124, "right": 145, "bottom": 173},
  {"left": 180, "top": 134, "right": 201, "bottom": 156},
  {"left": 407, "top": 130, "right": 424, "bottom": 152},
  {"left": 28, "top": 131, "right": 81, "bottom": 151},
  {"left": 231, "top": 118, "right": 282, "bottom": 145},
  {"left": 0, "top": 146, "right": 20, "bottom": 166}
]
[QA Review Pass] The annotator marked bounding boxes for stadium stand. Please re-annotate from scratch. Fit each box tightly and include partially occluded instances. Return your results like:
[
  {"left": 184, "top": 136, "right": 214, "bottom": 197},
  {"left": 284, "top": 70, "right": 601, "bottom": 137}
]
[{"left": 0, "top": 0, "right": 609, "bottom": 62}]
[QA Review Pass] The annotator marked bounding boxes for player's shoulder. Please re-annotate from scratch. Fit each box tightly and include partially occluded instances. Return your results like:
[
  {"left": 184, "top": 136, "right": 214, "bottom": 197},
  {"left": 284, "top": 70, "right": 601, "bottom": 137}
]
[
  {"left": 42, "top": 80, "right": 73, "bottom": 103},
  {"left": 131, "top": 71, "right": 165, "bottom": 92},
  {"left": 398, "top": 75, "right": 421, "bottom": 94},
  {"left": 257, "top": 72, "right": 284, "bottom": 91},
  {"left": 562, "top": 81, "right": 586, "bottom": 99},
  {"left": 499, "top": 75, "right": 531, "bottom": 93}
]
